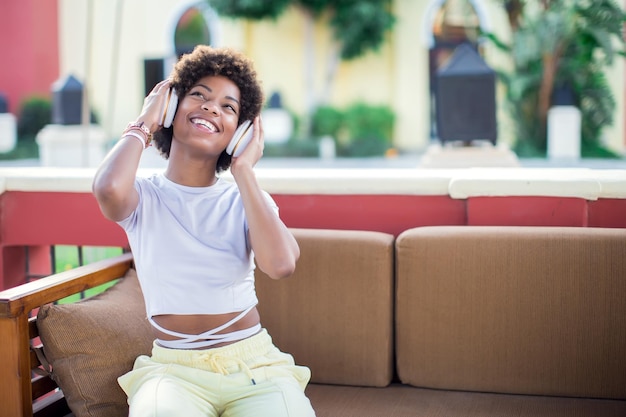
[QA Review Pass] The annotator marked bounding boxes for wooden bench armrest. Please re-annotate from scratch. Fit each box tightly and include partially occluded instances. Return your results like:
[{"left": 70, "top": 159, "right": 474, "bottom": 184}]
[
  {"left": 0, "top": 252, "right": 133, "bottom": 417},
  {"left": 0, "top": 252, "right": 134, "bottom": 319}
]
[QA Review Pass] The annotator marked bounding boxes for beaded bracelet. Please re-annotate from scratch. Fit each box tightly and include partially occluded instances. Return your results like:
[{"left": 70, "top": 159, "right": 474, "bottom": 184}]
[{"left": 122, "top": 122, "right": 153, "bottom": 149}]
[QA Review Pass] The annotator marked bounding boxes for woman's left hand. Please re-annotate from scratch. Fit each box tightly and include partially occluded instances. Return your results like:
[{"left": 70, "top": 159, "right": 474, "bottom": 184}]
[{"left": 231, "top": 116, "right": 264, "bottom": 174}]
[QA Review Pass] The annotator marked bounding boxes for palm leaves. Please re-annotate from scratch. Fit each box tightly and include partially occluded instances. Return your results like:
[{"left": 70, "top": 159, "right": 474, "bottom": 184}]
[{"left": 489, "top": 0, "right": 626, "bottom": 156}]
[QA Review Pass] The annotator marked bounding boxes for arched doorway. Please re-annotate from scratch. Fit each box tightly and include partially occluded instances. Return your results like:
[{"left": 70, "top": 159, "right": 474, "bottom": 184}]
[
  {"left": 144, "top": 2, "right": 221, "bottom": 95},
  {"left": 166, "top": 1, "right": 222, "bottom": 59}
]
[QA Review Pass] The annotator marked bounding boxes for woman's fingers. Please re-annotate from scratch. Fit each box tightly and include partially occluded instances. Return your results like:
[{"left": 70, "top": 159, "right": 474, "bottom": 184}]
[
  {"left": 138, "top": 80, "right": 172, "bottom": 131},
  {"left": 254, "top": 116, "right": 264, "bottom": 147}
]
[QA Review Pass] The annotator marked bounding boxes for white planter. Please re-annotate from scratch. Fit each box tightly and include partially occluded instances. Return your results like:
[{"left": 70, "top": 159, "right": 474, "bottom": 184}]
[
  {"left": 547, "top": 106, "right": 581, "bottom": 160},
  {"left": 261, "top": 108, "right": 293, "bottom": 144},
  {"left": 36, "top": 124, "right": 109, "bottom": 167},
  {"left": 0, "top": 113, "right": 17, "bottom": 153}
]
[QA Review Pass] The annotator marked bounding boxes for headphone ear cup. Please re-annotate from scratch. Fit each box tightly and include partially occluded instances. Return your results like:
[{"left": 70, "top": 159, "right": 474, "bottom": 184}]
[
  {"left": 232, "top": 125, "right": 254, "bottom": 157},
  {"left": 226, "top": 120, "right": 253, "bottom": 156},
  {"left": 162, "top": 89, "right": 178, "bottom": 128}
]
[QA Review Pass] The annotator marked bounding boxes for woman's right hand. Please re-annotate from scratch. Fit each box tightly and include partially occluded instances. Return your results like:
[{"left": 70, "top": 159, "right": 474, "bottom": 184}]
[{"left": 135, "top": 79, "right": 172, "bottom": 133}]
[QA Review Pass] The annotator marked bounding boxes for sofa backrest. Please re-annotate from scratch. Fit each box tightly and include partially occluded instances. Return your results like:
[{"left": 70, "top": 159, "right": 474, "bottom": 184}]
[
  {"left": 395, "top": 226, "right": 626, "bottom": 399},
  {"left": 256, "top": 228, "right": 395, "bottom": 387}
]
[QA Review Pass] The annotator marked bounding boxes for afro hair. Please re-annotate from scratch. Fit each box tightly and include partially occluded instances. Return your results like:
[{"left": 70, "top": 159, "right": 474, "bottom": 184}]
[{"left": 152, "top": 45, "right": 264, "bottom": 172}]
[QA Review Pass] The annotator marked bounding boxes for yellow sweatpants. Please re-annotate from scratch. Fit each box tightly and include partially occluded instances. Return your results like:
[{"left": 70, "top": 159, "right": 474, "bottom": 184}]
[{"left": 118, "top": 329, "right": 316, "bottom": 417}]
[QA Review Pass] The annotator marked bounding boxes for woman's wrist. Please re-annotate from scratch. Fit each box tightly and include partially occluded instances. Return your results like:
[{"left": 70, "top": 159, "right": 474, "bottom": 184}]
[
  {"left": 122, "top": 121, "right": 153, "bottom": 149},
  {"left": 230, "top": 161, "right": 255, "bottom": 179}
]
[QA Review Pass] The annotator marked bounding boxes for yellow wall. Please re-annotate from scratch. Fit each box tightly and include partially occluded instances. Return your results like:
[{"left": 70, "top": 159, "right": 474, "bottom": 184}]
[{"left": 59, "top": 0, "right": 624, "bottom": 154}]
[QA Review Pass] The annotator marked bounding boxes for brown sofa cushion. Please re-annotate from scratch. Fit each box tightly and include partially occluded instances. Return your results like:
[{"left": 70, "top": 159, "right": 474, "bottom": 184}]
[
  {"left": 395, "top": 226, "right": 626, "bottom": 399},
  {"left": 256, "top": 228, "right": 395, "bottom": 387},
  {"left": 37, "top": 269, "right": 154, "bottom": 417},
  {"left": 306, "top": 383, "right": 626, "bottom": 417}
]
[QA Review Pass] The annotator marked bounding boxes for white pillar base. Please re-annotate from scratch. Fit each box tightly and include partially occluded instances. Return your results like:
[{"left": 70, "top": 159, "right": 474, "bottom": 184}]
[
  {"left": 547, "top": 106, "right": 581, "bottom": 160},
  {"left": 420, "top": 141, "right": 520, "bottom": 168},
  {"left": 0, "top": 113, "right": 17, "bottom": 153},
  {"left": 36, "top": 124, "right": 109, "bottom": 167}
]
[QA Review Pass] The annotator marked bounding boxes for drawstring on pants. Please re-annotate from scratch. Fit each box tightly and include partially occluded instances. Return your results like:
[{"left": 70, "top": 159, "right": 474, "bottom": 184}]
[
  {"left": 148, "top": 329, "right": 275, "bottom": 387},
  {"left": 199, "top": 352, "right": 257, "bottom": 385}
]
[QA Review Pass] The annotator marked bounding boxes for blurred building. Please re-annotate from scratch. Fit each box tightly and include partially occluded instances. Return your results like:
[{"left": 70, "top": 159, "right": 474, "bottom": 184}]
[
  {"left": 1, "top": 0, "right": 624, "bottom": 154},
  {"left": 0, "top": 0, "right": 59, "bottom": 115}
]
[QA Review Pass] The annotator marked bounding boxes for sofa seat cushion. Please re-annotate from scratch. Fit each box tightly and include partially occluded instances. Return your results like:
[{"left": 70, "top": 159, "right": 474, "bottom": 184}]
[
  {"left": 256, "top": 228, "right": 395, "bottom": 387},
  {"left": 36, "top": 269, "right": 154, "bottom": 417},
  {"left": 306, "top": 383, "right": 626, "bottom": 417}
]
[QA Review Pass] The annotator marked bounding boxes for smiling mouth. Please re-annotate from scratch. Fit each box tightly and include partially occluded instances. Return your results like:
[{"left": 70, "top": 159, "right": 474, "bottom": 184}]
[{"left": 191, "top": 118, "right": 218, "bottom": 132}]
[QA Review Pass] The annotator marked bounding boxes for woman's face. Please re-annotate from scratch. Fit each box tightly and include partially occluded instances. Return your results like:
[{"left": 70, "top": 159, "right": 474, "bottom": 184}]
[{"left": 171, "top": 75, "right": 241, "bottom": 155}]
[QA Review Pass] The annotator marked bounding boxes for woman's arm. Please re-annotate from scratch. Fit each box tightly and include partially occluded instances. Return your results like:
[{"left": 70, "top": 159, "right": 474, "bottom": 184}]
[
  {"left": 92, "top": 136, "right": 143, "bottom": 222},
  {"left": 92, "top": 79, "right": 170, "bottom": 221},
  {"left": 231, "top": 117, "right": 300, "bottom": 279}
]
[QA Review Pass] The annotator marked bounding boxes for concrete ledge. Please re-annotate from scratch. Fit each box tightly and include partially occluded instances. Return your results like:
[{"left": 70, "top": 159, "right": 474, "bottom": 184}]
[
  {"left": 448, "top": 168, "right": 604, "bottom": 200},
  {"left": 251, "top": 169, "right": 455, "bottom": 195},
  {"left": 0, "top": 167, "right": 459, "bottom": 196},
  {"left": 0, "top": 167, "right": 97, "bottom": 194},
  {"left": 593, "top": 170, "right": 626, "bottom": 198},
  {"left": 0, "top": 166, "right": 624, "bottom": 200}
]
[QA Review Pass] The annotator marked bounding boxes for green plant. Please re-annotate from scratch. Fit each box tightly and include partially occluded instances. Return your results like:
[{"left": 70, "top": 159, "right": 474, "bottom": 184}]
[
  {"left": 264, "top": 138, "right": 320, "bottom": 157},
  {"left": 211, "top": 0, "right": 394, "bottom": 60},
  {"left": 340, "top": 102, "right": 394, "bottom": 157},
  {"left": 272, "top": 102, "right": 395, "bottom": 157},
  {"left": 209, "top": 0, "right": 290, "bottom": 19},
  {"left": 54, "top": 246, "right": 123, "bottom": 272},
  {"left": 311, "top": 105, "right": 344, "bottom": 139},
  {"left": 487, "top": 0, "right": 626, "bottom": 157},
  {"left": 55, "top": 246, "right": 124, "bottom": 303},
  {"left": 17, "top": 96, "right": 51, "bottom": 141},
  {"left": 0, "top": 140, "right": 39, "bottom": 160},
  {"left": 209, "top": 0, "right": 395, "bottom": 137}
]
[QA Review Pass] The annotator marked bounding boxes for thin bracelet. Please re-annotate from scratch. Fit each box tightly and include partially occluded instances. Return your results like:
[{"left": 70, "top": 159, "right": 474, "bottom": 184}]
[
  {"left": 122, "top": 131, "right": 148, "bottom": 149},
  {"left": 123, "top": 121, "right": 153, "bottom": 148}
]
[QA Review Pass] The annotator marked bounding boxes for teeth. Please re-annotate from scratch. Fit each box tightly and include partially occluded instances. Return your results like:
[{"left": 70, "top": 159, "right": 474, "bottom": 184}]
[{"left": 191, "top": 118, "right": 217, "bottom": 132}]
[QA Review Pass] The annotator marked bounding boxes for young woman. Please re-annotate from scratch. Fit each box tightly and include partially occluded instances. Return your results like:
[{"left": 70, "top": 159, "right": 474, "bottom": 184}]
[{"left": 93, "top": 45, "right": 315, "bottom": 417}]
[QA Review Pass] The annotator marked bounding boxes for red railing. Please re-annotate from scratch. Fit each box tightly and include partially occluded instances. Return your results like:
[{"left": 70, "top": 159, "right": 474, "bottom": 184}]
[{"left": 1, "top": 167, "right": 625, "bottom": 290}]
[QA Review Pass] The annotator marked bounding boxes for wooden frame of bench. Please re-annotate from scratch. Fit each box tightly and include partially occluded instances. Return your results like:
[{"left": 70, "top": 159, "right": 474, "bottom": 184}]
[{"left": 0, "top": 253, "right": 134, "bottom": 417}]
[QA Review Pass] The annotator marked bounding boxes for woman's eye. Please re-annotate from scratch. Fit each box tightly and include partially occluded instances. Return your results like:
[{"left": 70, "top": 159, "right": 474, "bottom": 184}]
[{"left": 190, "top": 91, "right": 204, "bottom": 99}]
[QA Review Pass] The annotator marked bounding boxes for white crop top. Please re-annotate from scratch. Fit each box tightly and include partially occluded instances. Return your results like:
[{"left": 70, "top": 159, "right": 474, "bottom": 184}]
[{"left": 118, "top": 173, "right": 278, "bottom": 318}]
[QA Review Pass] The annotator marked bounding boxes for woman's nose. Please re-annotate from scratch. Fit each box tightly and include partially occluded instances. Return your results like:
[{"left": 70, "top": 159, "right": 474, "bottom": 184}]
[{"left": 201, "top": 101, "right": 218, "bottom": 114}]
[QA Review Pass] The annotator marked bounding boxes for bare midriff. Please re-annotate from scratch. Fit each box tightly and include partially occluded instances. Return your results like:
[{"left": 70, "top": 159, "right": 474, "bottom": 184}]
[{"left": 151, "top": 307, "right": 261, "bottom": 349}]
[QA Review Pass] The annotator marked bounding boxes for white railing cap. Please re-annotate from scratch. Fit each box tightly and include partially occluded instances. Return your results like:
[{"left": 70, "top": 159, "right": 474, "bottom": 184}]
[
  {"left": 447, "top": 168, "right": 622, "bottom": 200},
  {"left": 0, "top": 167, "right": 624, "bottom": 199}
]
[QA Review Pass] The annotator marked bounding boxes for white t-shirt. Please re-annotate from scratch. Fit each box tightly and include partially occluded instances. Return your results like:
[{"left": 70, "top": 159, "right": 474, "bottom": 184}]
[{"left": 118, "top": 173, "right": 278, "bottom": 317}]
